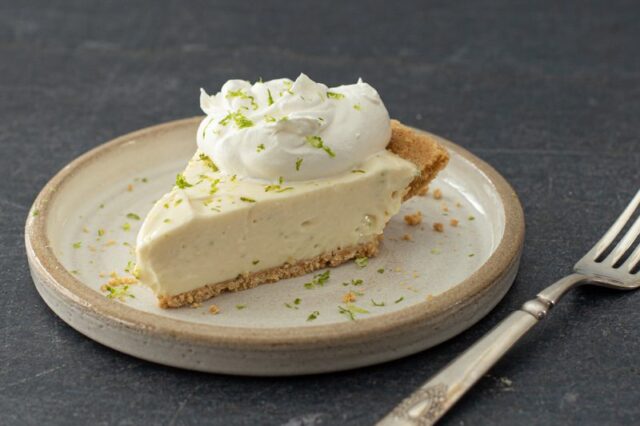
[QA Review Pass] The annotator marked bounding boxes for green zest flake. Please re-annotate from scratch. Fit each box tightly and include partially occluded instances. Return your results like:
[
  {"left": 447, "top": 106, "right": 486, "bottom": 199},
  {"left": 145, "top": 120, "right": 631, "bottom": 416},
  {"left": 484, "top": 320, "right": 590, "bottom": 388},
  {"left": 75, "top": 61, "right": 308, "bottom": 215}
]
[
  {"left": 230, "top": 175, "right": 237, "bottom": 182},
  {"left": 72, "top": 241, "right": 82, "bottom": 249},
  {"left": 371, "top": 299, "right": 385, "bottom": 307},
  {"left": 377, "top": 268, "right": 385, "bottom": 274},
  {"left": 303, "top": 270, "right": 330, "bottom": 289},
  {"left": 355, "top": 257, "right": 368, "bottom": 268},
  {"left": 285, "top": 298, "right": 301, "bottom": 310},
  {"left": 163, "top": 218, "right": 171, "bottom": 223},
  {"left": 351, "top": 169, "right": 366, "bottom": 174},
  {"left": 142, "top": 178, "right": 148, "bottom": 183},
  {"left": 264, "top": 184, "right": 293, "bottom": 193},
  {"left": 468, "top": 215, "right": 476, "bottom": 221},
  {"left": 219, "top": 110, "right": 254, "bottom": 129},
  {"left": 257, "top": 143, "right": 265, "bottom": 152},
  {"left": 98, "top": 229, "right": 106, "bottom": 237},
  {"left": 338, "top": 304, "right": 370, "bottom": 321},
  {"left": 175, "top": 173, "right": 193, "bottom": 189},
  {"left": 353, "top": 104, "right": 362, "bottom": 111},
  {"left": 278, "top": 176, "right": 284, "bottom": 184},
  {"left": 394, "top": 296, "right": 405, "bottom": 304},
  {"left": 240, "top": 196, "right": 256, "bottom": 203},
  {"left": 282, "top": 80, "right": 294, "bottom": 95},
  {"left": 199, "top": 153, "right": 219, "bottom": 172},
  {"left": 32, "top": 209, "right": 39, "bottom": 217},
  {"left": 104, "top": 285, "right": 135, "bottom": 300},
  {"left": 267, "top": 89, "right": 274, "bottom": 105},
  {"left": 99, "top": 203, "right": 105, "bottom": 208},
  {"left": 326, "top": 91, "right": 345, "bottom": 99},
  {"left": 163, "top": 203, "right": 169, "bottom": 209},
  {"left": 124, "top": 260, "right": 134, "bottom": 273},
  {"left": 307, "top": 311, "right": 320, "bottom": 321},
  {"left": 235, "top": 304, "right": 247, "bottom": 310},
  {"left": 209, "top": 178, "right": 221, "bottom": 195},
  {"left": 126, "top": 213, "right": 141, "bottom": 221},
  {"left": 252, "top": 260, "right": 260, "bottom": 265},
  {"left": 305, "top": 135, "right": 335, "bottom": 157},
  {"left": 174, "top": 199, "right": 183, "bottom": 207},
  {"left": 342, "top": 278, "right": 363, "bottom": 287},
  {"left": 295, "top": 158, "right": 303, "bottom": 171},
  {"left": 226, "top": 89, "right": 258, "bottom": 110},
  {"left": 468, "top": 253, "right": 475, "bottom": 257},
  {"left": 279, "top": 115, "right": 289, "bottom": 122},
  {"left": 264, "top": 114, "right": 276, "bottom": 123},
  {"left": 430, "top": 248, "right": 441, "bottom": 255},
  {"left": 122, "top": 223, "right": 131, "bottom": 231}
]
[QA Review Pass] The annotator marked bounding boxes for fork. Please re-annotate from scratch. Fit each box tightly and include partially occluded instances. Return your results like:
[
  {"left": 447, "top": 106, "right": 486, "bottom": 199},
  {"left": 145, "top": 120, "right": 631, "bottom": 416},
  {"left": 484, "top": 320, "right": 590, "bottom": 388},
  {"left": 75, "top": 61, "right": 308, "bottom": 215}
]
[{"left": 378, "top": 189, "right": 640, "bottom": 426}]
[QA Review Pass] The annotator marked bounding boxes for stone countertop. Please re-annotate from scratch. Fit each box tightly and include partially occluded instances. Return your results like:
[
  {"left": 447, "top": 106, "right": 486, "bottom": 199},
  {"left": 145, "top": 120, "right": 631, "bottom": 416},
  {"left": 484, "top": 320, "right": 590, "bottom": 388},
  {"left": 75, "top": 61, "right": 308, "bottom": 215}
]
[{"left": 1, "top": 0, "right": 639, "bottom": 424}]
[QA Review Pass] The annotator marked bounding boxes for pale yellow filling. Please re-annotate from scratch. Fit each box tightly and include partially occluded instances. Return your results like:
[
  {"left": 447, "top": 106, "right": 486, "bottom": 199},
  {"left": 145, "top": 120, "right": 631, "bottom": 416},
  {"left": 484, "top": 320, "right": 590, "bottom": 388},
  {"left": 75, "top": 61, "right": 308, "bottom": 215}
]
[{"left": 135, "top": 150, "right": 418, "bottom": 297}]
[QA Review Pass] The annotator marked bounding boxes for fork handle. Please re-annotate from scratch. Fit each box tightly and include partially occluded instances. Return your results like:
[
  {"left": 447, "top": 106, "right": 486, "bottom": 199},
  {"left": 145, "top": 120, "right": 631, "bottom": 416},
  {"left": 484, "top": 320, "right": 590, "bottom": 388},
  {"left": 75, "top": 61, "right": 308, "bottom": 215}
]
[{"left": 377, "top": 274, "right": 587, "bottom": 426}]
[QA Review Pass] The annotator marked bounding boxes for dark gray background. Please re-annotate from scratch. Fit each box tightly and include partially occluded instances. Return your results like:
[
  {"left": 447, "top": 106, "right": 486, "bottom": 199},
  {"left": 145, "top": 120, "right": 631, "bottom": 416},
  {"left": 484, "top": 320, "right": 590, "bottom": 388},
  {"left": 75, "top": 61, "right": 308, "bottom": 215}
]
[{"left": 1, "top": 0, "right": 639, "bottom": 425}]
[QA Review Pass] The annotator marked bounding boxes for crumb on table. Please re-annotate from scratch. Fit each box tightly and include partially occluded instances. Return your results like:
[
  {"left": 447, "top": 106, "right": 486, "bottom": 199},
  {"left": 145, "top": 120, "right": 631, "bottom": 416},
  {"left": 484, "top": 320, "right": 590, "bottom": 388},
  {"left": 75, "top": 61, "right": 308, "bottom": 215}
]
[
  {"left": 433, "top": 188, "right": 443, "bottom": 200},
  {"left": 433, "top": 222, "right": 444, "bottom": 232},
  {"left": 450, "top": 219, "right": 459, "bottom": 227},
  {"left": 404, "top": 211, "right": 423, "bottom": 226},
  {"left": 417, "top": 186, "right": 429, "bottom": 196},
  {"left": 402, "top": 233, "right": 413, "bottom": 241},
  {"left": 209, "top": 304, "right": 220, "bottom": 315}
]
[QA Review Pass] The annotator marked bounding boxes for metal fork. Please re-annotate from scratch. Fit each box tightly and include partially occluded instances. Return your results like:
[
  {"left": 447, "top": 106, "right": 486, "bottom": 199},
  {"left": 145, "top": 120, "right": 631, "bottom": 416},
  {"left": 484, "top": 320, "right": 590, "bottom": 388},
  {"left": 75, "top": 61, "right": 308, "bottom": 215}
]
[{"left": 379, "top": 189, "right": 640, "bottom": 426}]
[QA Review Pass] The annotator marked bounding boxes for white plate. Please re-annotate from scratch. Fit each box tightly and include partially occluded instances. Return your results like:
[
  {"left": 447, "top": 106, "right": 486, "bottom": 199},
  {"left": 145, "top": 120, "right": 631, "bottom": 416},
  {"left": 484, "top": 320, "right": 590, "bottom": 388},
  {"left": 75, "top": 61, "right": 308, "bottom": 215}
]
[{"left": 25, "top": 117, "right": 524, "bottom": 375}]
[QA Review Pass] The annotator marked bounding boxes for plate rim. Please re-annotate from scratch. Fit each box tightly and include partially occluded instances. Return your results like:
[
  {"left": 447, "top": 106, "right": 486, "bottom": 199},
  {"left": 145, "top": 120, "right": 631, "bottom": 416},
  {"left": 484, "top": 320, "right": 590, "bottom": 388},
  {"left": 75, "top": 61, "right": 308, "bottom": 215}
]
[{"left": 25, "top": 116, "right": 525, "bottom": 350}]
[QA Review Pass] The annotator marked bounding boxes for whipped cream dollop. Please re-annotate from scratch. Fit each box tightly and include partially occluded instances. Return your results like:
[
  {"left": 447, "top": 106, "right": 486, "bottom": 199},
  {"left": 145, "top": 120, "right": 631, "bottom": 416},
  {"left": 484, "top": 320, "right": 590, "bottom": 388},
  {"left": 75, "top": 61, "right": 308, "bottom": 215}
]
[{"left": 196, "top": 73, "right": 391, "bottom": 181}]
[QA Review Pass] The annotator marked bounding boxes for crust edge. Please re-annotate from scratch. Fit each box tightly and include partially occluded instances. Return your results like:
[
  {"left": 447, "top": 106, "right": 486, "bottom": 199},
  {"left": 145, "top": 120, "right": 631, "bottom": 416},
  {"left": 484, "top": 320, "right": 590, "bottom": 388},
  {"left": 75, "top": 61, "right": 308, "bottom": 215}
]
[{"left": 158, "top": 237, "right": 381, "bottom": 308}]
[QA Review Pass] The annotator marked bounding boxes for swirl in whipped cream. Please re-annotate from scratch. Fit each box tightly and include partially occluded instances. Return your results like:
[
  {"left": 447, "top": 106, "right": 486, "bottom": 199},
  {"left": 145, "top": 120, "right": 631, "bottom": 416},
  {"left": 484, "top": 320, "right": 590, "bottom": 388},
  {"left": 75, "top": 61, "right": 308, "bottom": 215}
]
[{"left": 196, "top": 73, "right": 391, "bottom": 181}]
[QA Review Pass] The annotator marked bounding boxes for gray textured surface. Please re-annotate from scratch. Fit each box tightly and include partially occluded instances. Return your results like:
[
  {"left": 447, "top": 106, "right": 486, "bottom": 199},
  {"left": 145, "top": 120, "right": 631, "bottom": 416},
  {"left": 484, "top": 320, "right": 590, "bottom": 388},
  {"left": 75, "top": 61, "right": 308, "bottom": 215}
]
[{"left": 2, "top": 0, "right": 640, "bottom": 425}]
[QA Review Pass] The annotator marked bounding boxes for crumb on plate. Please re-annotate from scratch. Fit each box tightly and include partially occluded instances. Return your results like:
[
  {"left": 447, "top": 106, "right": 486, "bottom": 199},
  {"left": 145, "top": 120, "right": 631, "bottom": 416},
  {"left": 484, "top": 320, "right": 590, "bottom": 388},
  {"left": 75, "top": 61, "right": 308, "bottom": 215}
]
[
  {"left": 342, "top": 292, "right": 357, "bottom": 303},
  {"left": 404, "top": 211, "right": 423, "bottom": 226}
]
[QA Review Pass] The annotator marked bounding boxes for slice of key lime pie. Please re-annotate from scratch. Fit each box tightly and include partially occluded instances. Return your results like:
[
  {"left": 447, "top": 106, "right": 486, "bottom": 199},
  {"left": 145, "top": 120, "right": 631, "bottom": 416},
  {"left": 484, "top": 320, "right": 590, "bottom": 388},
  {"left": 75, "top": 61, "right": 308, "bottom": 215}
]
[{"left": 135, "top": 74, "right": 449, "bottom": 308}]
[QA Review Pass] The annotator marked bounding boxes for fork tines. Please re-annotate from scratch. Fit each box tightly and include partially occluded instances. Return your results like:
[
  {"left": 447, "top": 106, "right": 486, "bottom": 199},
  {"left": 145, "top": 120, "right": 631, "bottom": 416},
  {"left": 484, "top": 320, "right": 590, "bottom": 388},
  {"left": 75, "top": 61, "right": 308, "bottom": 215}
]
[{"left": 594, "top": 189, "right": 640, "bottom": 272}]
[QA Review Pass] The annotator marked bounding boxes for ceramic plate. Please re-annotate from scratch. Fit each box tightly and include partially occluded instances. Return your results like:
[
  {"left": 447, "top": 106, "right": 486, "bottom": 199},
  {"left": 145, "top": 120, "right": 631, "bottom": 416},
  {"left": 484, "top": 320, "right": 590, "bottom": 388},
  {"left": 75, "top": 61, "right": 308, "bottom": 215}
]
[{"left": 25, "top": 117, "right": 524, "bottom": 376}]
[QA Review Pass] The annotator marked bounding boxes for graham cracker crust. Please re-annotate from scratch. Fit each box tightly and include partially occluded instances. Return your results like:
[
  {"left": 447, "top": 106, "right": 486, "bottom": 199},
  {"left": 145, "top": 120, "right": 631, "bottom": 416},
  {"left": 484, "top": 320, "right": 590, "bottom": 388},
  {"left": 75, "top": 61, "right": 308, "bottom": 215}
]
[
  {"left": 388, "top": 120, "right": 450, "bottom": 200},
  {"left": 158, "top": 121, "right": 449, "bottom": 308},
  {"left": 159, "top": 237, "right": 381, "bottom": 308}
]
